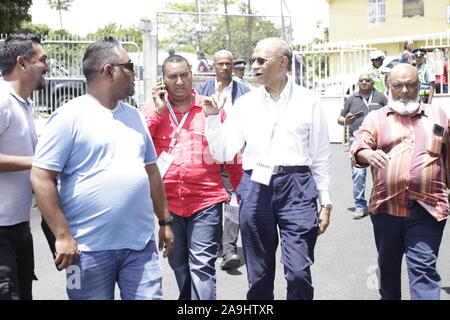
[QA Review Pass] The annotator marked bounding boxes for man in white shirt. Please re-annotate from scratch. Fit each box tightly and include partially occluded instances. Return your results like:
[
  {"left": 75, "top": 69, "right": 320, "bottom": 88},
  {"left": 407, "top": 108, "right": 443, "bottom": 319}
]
[
  {"left": 203, "top": 37, "right": 332, "bottom": 300},
  {"left": 0, "top": 34, "right": 50, "bottom": 300},
  {"left": 196, "top": 50, "right": 249, "bottom": 271}
]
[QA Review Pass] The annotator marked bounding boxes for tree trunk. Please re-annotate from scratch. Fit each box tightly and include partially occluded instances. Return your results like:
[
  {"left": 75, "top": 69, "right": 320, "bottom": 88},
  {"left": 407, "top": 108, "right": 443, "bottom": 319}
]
[
  {"left": 59, "top": 9, "right": 63, "bottom": 30},
  {"left": 224, "top": 0, "right": 231, "bottom": 51},
  {"left": 247, "top": 0, "right": 252, "bottom": 62}
]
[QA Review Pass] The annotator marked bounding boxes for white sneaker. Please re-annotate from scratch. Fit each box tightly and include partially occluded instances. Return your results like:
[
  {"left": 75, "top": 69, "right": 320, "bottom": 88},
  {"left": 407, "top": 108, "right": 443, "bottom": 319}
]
[{"left": 353, "top": 208, "right": 368, "bottom": 219}]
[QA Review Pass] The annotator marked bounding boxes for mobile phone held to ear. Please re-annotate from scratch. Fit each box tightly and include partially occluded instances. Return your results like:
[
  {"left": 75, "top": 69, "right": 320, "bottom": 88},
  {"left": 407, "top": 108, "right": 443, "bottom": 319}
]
[
  {"left": 158, "top": 76, "right": 166, "bottom": 99},
  {"left": 352, "top": 111, "right": 364, "bottom": 119}
]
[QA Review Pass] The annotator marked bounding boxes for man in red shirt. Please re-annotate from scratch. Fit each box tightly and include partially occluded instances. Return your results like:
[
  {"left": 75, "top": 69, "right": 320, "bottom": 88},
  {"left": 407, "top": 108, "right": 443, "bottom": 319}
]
[{"left": 141, "top": 54, "right": 243, "bottom": 300}]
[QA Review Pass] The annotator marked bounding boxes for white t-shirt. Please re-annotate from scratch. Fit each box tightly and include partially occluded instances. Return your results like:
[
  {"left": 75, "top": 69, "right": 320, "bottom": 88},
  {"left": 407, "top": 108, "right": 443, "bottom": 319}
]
[
  {"left": 0, "top": 81, "right": 37, "bottom": 226},
  {"left": 33, "top": 95, "right": 158, "bottom": 251}
]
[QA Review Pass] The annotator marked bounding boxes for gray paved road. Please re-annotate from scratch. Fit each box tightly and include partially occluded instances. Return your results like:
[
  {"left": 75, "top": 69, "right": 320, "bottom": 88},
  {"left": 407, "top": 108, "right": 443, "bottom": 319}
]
[{"left": 30, "top": 144, "right": 450, "bottom": 300}]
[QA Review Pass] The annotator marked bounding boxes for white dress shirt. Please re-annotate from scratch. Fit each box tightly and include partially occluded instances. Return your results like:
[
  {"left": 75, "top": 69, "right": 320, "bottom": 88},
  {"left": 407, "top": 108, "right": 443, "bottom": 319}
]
[{"left": 205, "top": 77, "right": 331, "bottom": 205}]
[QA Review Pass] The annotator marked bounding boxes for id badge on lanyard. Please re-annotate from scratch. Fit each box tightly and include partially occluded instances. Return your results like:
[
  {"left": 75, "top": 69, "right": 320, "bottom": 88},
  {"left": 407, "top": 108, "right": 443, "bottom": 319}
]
[
  {"left": 250, "top": 81, "right": 292, "bottom": 186},
  {"left": 251, "top": 162, "right": 275, "bottom": 186},
  {"left": 156, "top": 151, "right": 175, "bottom": 178},
  {"left": 156, "top": 100, "right": 189, "bottom": 178}
]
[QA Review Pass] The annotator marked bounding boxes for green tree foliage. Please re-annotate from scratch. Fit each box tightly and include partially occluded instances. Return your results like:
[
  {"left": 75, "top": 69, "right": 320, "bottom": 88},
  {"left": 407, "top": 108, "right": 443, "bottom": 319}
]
[
  {"left": 158, "top": 0, "right": 281, "bottom": 62},
  {"left": 0, "top": 0, "right": 33, "bottom": 34},
  {"left": 85, "top": 23, "right": 142, "bottom": 52}
]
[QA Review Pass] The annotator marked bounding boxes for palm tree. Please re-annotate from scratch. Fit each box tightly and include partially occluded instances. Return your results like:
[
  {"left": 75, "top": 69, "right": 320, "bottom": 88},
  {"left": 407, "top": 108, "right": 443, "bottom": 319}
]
[{"left": 47, "top": 0, "right": 74, "bottom": 30}]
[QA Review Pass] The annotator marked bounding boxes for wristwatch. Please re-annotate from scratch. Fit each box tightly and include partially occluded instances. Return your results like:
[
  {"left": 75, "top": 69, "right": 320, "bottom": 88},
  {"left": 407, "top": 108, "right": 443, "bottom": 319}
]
[
  {"left": 321, "top": 204, "right": 333, "bottom": 210},
  {"left": 158, "top": 217, "right": 174, "bottom": 227}
]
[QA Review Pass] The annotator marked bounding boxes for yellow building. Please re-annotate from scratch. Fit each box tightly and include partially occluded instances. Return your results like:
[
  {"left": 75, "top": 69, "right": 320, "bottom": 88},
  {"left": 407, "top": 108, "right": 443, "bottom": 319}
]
[{"left": 326, "top": 0, "right": 450, "bottom": 55}]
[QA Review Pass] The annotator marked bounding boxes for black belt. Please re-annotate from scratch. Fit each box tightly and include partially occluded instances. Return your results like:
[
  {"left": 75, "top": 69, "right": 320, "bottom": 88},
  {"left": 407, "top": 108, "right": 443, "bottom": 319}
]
[{"left": 273, "top": 165, "right": 310, "bottom": 175}]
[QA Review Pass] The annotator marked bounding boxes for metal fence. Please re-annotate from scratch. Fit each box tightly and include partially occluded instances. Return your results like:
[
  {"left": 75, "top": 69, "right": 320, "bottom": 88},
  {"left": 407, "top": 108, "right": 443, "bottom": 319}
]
[
  {"left": 0, "top": 35, "right": 143, "bottom": 115},
  {"left": 293, "top": 44, "right": 375, "bottom": 97}
]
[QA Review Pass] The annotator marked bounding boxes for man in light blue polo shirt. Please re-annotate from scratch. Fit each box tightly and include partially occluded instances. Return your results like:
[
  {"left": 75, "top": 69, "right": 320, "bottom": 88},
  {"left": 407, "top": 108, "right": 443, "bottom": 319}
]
[
  {"left": 30, "top": 37, "right": 174, "bottom": 300},
  {"left": 0, "top": 34, "right": 49, "bottom": 300}
]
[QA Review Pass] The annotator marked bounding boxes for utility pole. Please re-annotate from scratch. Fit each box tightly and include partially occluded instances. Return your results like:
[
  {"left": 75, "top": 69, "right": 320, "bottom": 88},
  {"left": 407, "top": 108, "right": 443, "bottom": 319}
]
[
  {"left": 196, "top": 0, "right": 201, "bottom": 52},
  {"left": 224, "top": 0, "right": 232, "bottom": 51},
  {"left": 280, "top": 0, "right": 285, "bottom": 41},
  {"left": 247, "top": 0, "right": 253, "bottom": 62}
]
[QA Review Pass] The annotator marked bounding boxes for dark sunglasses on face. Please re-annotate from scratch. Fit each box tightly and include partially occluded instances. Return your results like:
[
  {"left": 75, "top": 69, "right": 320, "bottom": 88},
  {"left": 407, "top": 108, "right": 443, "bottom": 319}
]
[
  {"left": 250, "top": 57, "right": 270, "bottom": 66},
  {"left": 359, "top": 79, "right": 372, "bottom": 83},
  {"left": 110, "top": 61, "right": 134, "bottom": 72},
  {"left": 250, "top": 56, "right": 284, "bottom": 66}
]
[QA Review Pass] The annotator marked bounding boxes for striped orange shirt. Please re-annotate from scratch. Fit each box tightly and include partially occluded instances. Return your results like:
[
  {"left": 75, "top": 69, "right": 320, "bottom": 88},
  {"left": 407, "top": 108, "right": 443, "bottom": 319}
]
[{"left": 351, "top": 103, "right": 449, "bottom": 221}]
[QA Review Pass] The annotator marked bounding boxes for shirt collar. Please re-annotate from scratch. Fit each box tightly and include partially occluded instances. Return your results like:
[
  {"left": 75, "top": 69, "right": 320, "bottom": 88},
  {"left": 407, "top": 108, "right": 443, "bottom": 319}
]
[
  {"left": 355, "top": 89, "right": 374, "bottom": 99},
  {"left": 167, "top": 89, "right": 202, "bottom": 113},
  {"left": 262, "top": 75, "right": 292, "bottom": 104},
  {"left": 2, "top": 81, "right": 33, "bottom": 109},
  {"left": 214, "top": 78, "right": 233, "bottom": 91}
]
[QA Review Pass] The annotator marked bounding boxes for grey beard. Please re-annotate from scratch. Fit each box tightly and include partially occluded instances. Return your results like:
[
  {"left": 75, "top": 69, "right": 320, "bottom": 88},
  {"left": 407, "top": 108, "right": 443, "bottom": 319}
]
[{"left": 388, "top": 92, "right": 420, "bottom": 116}]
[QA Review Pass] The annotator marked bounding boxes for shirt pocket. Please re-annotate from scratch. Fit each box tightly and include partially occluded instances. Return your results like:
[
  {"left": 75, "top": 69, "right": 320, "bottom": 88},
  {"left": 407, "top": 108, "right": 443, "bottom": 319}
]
[{"left": 426, "top": 134, "right": 444, "bottom": 157}]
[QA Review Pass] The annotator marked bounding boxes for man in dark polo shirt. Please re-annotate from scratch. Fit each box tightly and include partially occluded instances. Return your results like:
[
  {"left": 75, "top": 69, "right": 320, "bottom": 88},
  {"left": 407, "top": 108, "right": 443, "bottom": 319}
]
[{"left": 337, "top": 72, "right": 388, "bottom": 219}]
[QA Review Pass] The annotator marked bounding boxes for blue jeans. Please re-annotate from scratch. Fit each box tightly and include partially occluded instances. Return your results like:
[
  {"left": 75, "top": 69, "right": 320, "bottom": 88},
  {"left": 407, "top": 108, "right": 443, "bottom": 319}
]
[
  {"left": 349, "top": 138, "right": 368, "bottom": 210},
  {"left": 371, "top": 201, "right": 446, "bottom": 300},
  {"left": 66, "top": 240, "right": 163, "bottom": 300},
  {"left": 168, "top": 204, "right": 222, "bottom": 300}
]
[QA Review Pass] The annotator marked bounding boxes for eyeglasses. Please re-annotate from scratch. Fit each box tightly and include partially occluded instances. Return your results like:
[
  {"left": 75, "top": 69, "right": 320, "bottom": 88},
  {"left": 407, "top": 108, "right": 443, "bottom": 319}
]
[
  {"left": 358, "top": 79, "right": 372, "bottom": 83},
  {"left": 250, "top": 56, "right": 283, "bottom": 66},
  {"left": 390, "top": 82, "right": 419, "bottom": 91},
  {"left": 110, "top": 61, "right": 134, "bottom": 72}
]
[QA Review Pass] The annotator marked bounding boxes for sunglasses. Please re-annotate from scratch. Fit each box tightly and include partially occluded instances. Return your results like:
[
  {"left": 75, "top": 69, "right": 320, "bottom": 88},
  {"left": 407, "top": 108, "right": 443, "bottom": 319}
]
[
  {"left": 359, "top": 79, "right": 372, "bottom": 83},
  {"left": 110, "top": 61, "right": 134, "bottom": 72},
  {"left": 250, "top": 56, "right": 283, "bottom": 66}
]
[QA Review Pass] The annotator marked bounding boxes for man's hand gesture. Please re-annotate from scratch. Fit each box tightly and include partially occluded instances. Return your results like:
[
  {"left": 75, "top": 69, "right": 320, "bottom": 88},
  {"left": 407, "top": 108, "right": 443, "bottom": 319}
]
[{"left": 203, "top": 83, "right": 227, "bottom": 117}]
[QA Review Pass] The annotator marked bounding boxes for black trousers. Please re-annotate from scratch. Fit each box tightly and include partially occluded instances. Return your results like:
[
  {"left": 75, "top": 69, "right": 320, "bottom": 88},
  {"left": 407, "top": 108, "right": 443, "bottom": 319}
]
[{"left": 0, "top": 221, "right": 35, "bottom": 300}]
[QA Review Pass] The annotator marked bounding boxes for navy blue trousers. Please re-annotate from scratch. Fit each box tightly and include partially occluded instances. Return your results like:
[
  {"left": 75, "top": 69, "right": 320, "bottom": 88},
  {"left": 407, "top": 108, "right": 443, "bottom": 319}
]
[
  {"left": 371, "top": 201, "right": 446, "bottom": 300},
  {"left": 237, "top": 171, "right": 319, "bottom": 300}
]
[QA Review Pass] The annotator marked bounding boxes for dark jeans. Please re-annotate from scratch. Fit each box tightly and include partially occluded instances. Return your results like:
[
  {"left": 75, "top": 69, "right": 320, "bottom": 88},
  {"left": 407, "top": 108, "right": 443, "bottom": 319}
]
[
  {"left": 371, "top": 201, "right": 446, "bottom": 300},
  {"left": 238, "top": 170, "right": 319, "bottom": 300},
  {"left": 0, "top": 221, "right": 35, "bottom": 300},
  {"left": 168, "top": 204, "right": 223, "bottom": 300}
]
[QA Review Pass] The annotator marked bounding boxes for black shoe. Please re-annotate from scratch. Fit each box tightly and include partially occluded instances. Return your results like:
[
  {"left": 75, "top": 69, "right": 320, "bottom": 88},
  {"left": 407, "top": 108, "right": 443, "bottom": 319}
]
[{"left": 220, "top": 253, "right": 241, "bottom": 270}]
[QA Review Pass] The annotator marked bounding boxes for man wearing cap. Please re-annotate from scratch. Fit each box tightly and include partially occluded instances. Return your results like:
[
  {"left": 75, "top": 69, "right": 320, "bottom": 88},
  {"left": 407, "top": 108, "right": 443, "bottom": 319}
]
[
  {"left": 413, "top": 48, "right": 435, "bottom": 104},
  {"left": 196, "top": 50, "right": 250, "bottom": 271},
  {"left": 337, "top": 72, "right": 388, "bottom": 219},
  {"left": 233, "top": 59, "right": 251, "bottom": 89},
  {"left": 367, "top": 50, "right": 386, "bottom": 95}
]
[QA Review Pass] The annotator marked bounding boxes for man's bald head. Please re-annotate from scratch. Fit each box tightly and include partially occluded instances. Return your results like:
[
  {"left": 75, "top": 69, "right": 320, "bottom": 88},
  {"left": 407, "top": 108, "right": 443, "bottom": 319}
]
[
  {"left": 255, "top": 38, "right": 292, "bottom": 72},
  {"left": 213, "top": 50, "right": 233, "bottom": 62},
  {"left": 213, "top": 50, "right": 234, "bottom": 83},
  {"left": 390, "top": 63, "right": 419, "bottom": 84}
]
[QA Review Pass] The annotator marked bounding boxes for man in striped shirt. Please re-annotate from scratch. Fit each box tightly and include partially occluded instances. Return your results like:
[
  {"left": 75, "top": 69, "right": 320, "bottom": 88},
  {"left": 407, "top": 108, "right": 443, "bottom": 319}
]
[{"left": 351, "top": 63, "right": 449, "bottom": 300}]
